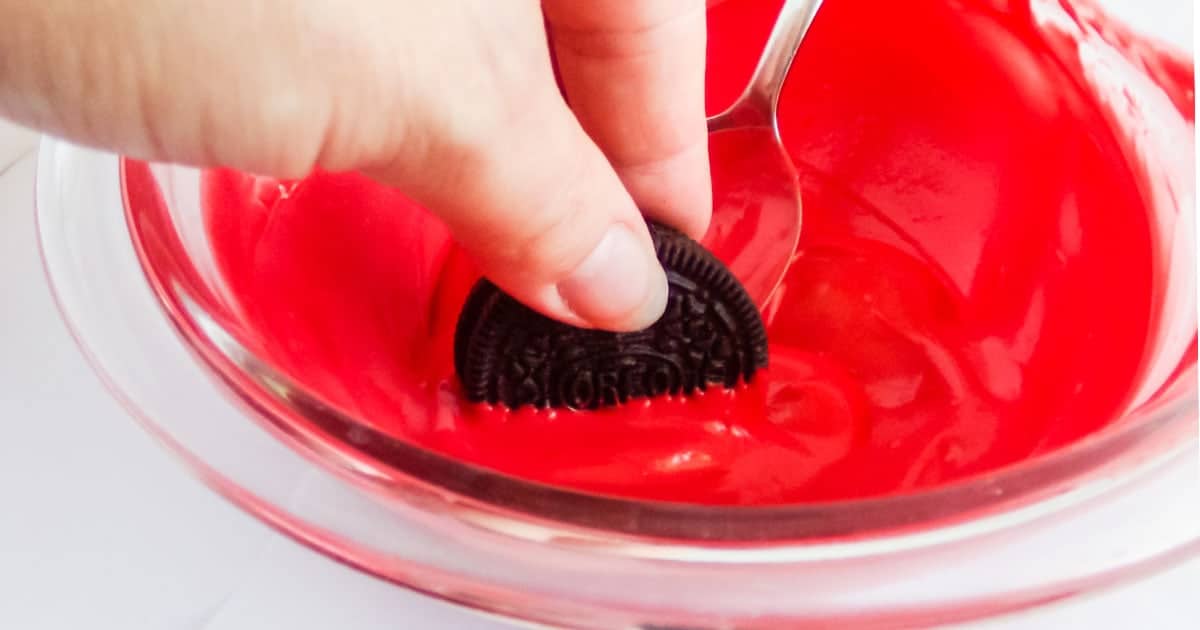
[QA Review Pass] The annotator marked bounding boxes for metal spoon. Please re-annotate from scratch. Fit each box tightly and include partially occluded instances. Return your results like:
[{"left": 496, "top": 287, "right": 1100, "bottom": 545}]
[{"left": 704, "top": 0, "right": 824, "bottom": 307}]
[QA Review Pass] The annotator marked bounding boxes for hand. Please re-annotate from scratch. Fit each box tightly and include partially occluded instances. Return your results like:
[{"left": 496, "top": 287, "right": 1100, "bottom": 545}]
[{"left": 0, "top": 0, "right": 710, "bottom": 331}]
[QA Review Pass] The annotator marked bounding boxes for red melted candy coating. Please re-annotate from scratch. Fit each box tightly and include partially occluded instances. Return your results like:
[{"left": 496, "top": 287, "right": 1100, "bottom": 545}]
[{"left": 198, "top": 0, "right": 1192, "bottom": 504}]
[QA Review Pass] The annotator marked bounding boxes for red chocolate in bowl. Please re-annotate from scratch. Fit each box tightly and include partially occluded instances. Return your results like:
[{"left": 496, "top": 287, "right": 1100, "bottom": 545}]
[{"left": 198, "top": 0, "right": 1188, "bottom": 505}]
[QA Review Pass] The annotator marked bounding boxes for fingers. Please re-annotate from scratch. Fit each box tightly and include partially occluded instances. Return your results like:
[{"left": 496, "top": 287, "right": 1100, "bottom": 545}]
[
  {"left": 543, "top": 0, "right": 711, "bottom": 239},
  {"left": 0, "top": 0, "right": 674, "bottom": 331},
  {"left": 363, "top": 3, "right": 669, "bottom": 332},
  {"left": 377, "top": 87, "right": 670, "bottom": 332}
]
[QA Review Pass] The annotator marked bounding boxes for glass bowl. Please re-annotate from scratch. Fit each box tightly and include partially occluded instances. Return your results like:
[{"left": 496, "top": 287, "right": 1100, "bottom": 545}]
[{"left": 35, "top": 0, "right": 1199, "bottom": 627}]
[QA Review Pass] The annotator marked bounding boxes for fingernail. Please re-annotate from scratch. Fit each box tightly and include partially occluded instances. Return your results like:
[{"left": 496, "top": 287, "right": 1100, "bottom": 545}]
[{"left": 556, "top": 223, "right": 668, "bottom": 331}]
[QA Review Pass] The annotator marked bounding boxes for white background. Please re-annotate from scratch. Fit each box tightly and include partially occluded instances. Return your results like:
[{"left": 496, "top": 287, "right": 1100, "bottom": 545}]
[{"left": 1, "top": 1, "right": 1197, "bottom": 626}]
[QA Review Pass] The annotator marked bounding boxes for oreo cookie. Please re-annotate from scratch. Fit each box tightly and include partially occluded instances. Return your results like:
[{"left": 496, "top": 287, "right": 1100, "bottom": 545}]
[{"left": 454, "top": 221, "right": 769, "bottom": 410}]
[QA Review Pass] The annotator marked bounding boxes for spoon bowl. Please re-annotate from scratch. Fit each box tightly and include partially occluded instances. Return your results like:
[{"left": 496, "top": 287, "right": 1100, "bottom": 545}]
[
  {"left": 703, "top": 0, "right": 823, "bottom": 306},
  {"left": 704, "top": 126, "right": 802, "bottom": 306}
]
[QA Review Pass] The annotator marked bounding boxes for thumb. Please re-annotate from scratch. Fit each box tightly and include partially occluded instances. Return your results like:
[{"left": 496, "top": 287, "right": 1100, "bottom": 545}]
[{"left": 370, "top": 76, "right": 669, "bottom": 332}]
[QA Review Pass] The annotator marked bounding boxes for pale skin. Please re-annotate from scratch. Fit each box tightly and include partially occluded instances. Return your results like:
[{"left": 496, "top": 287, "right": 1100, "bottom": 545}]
[{"left": 0, "top": 0, "right": 711, "bottom": 331}]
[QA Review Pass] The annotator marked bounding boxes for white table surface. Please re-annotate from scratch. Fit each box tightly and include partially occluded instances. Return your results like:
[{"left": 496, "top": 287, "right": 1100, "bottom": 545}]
[{"left": 0, "top": 4, "right": 1197, "bottom": 621}]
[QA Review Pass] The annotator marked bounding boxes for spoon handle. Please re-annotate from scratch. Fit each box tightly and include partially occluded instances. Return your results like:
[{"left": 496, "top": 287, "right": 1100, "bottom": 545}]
[{"left": 711, "top": 0, "right": 824, "bottom": 131}]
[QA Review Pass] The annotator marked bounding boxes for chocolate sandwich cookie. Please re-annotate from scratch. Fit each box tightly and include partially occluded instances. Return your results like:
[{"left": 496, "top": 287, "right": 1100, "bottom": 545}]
[{"left": 454, "top": 221, "right": 768, "bottom": 410}]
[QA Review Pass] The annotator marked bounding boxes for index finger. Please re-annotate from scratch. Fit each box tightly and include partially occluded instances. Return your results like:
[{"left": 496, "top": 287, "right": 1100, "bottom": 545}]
[{"left": 542, "top": 0, "right": 711, "bottom": 239}]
